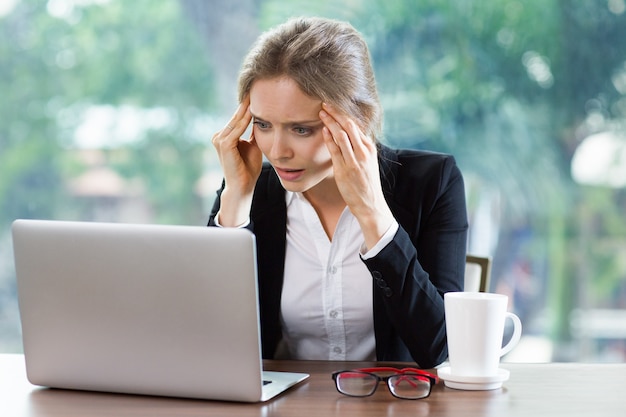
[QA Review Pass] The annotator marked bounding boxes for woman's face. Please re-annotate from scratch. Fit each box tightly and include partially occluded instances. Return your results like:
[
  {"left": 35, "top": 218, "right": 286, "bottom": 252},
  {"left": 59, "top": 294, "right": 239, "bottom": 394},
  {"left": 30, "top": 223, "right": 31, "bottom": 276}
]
[{"left": 249, "top": 76, "right": 334, "bottom": 194}]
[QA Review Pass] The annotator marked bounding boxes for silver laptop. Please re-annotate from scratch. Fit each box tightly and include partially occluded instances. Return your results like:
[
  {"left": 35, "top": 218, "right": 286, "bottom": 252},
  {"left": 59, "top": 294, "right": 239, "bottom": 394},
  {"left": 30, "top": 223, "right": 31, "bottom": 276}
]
[{"left": 12, "top": 219, "right": 308, "bottom": 402}]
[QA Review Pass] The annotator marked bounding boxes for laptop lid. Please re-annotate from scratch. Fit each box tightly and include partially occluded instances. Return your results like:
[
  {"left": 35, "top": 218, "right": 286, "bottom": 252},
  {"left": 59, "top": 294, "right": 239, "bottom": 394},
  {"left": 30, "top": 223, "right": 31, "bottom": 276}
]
[{"left": 12, "top": 219, "right": 307, "bottom": 402}]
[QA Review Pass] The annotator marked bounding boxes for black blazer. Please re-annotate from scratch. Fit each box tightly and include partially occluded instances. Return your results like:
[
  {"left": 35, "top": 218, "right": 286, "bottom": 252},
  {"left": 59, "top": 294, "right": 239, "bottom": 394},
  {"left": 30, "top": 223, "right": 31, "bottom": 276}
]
[{"left": 208, "top": 144, "right": 468, "bottom": 368}]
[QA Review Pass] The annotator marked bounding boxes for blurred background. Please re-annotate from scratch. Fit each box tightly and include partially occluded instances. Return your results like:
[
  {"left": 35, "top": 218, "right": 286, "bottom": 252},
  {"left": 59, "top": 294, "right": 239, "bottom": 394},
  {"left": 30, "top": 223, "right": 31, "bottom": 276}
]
[{"left": 1, "top": 0, "right": 625, "bottom": 362}]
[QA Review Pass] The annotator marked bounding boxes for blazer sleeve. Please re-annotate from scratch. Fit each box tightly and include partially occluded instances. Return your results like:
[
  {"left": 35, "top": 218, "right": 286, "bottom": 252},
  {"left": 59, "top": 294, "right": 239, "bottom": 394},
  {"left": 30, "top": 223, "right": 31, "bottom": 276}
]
[
  {"left": 206, "top": 180, "right": 223, "bottom": 227},
  {"left": 362, "top": 151, "right": 468, "bottom": 368}
]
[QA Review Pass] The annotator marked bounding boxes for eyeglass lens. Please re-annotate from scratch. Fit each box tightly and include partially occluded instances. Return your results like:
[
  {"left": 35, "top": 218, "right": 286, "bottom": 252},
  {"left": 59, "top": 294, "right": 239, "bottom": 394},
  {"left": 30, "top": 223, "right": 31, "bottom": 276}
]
[
  {"left": 335, "top": 371, "right": 432, "bottom": 399},
  {"left": 336, "top": 372, "right": 378, "bottom": 396},
  {"left": 388, "top": 375, "right": 431, "bottom": 399}
]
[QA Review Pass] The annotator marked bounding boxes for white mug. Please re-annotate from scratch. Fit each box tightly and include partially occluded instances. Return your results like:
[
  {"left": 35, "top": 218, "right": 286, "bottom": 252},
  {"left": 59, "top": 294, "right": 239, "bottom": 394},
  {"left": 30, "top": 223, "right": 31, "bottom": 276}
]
[{"left": 444, "top": 292, "right": 522, "bottom": 377}]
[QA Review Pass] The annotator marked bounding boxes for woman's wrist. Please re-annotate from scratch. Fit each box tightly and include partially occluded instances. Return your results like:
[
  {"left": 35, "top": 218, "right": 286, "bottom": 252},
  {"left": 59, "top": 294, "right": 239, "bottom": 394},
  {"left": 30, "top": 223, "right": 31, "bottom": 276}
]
[
  {"left": 357, "top": 207, "right": 396, "bottom": 251},
  {"left": 216, "top": 187, "right": 254, "bottom": 227}
]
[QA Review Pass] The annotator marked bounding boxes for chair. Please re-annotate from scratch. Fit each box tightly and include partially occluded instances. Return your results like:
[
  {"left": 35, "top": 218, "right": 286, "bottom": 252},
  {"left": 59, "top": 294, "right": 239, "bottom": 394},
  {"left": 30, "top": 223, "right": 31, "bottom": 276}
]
[{"left": 464, "top": 255, "right": 491, "bottom": 292}]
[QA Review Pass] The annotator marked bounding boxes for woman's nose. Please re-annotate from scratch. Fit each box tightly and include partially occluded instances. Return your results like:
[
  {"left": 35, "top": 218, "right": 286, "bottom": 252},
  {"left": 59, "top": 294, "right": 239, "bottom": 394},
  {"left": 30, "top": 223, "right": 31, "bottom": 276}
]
[{"left": 269, "top": 130, "right": 292, "bottom": 159}]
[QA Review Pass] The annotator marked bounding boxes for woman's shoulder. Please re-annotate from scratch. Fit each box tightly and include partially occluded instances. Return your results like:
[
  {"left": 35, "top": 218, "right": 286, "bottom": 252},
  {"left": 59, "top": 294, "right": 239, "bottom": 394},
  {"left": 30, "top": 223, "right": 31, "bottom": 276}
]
[
  {"left": 378, "top": 144, "right": 461, "bottom": 181},
  {"left": 380, "top": 143, "right": 454, "bottom": 159}
]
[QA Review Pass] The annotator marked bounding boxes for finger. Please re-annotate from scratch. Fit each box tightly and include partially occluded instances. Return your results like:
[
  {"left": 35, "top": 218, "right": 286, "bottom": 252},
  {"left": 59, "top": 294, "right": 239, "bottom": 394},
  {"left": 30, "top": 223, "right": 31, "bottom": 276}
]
[
  {"left": 224, "top": 96, "right": 252, "bottom": 135},
  {"left": 320, "top": 103, "right": 356, "bottom": 139},
  {"left": 212, "top": 106, "right": 252, "bottom": 153},
  {"left": 320, "top": 110, "right": 358, "bottom": 166},
  {"left": 321, "top": 103, "right": 374, "bottom": 154},
  {"left": 322, "top": 126, "right": 341, "bottom": 160},
  {"left": 238, "top": 131, "right": 261, "bottom": 162},
  {"left": 240, "top": 129, "right": 256, "bottom": 147},
  {"left": 324, "top": 128, "right": 359, "bottom": 179}
]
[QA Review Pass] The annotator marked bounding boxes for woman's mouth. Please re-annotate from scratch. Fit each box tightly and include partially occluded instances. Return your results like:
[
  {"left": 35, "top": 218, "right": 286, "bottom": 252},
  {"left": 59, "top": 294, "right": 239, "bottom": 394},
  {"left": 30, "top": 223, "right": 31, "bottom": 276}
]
[{"left": 274, "top": 167, "right": 305, "bottom": 182}]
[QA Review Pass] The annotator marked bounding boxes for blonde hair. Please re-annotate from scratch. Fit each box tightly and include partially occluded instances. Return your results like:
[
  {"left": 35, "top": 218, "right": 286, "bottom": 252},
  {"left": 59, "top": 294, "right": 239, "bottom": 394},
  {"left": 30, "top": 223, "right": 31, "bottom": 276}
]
[{"left": 238, "top": 17, "right": 383, "bottom": 141}]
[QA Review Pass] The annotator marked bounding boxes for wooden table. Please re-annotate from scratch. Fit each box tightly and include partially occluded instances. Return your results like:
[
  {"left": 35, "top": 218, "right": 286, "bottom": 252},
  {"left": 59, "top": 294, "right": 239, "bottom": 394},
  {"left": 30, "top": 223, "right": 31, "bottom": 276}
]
[{"left": 2, "top": 354, "right": 625, "bottom": 416}]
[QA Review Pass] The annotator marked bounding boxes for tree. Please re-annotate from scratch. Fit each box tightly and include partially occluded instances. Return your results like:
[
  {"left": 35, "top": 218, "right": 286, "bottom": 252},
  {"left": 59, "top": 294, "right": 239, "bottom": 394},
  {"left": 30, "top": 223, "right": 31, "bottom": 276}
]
[{"left": 0, "top": 0, "right": 227, "bottom": 350}]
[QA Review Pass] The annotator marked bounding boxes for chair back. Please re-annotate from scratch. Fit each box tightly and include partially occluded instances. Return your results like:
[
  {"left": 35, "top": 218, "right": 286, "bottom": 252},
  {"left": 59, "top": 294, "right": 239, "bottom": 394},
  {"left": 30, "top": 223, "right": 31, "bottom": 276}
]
[{"left": 464, "top": 255, "right": 491, "bottom": 292}]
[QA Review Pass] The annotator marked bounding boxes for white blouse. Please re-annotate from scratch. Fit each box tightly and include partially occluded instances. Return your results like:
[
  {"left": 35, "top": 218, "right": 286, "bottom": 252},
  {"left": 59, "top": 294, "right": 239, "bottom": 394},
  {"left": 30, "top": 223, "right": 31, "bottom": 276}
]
[
  {"left": 279, "top": 192, "right": 377, "bottom": 360},
  {"left": 215, "top": 190, "right": 398, "bottom": 361}
]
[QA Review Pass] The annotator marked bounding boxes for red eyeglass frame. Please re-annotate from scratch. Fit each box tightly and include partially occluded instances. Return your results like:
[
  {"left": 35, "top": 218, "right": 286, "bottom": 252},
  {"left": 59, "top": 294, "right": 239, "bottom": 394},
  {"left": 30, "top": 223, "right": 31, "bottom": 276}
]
[
  {"left": 332, "top": 366, "right": 439, "bottom": 399},
  {"left": 356, "top": 367, "right": 439, "bottom": 383}
]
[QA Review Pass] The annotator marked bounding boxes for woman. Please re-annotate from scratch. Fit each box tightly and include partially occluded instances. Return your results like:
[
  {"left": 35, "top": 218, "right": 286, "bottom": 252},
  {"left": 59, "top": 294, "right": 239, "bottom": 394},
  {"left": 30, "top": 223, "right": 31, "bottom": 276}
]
[{"left": 208, "top": 16, "right": 467, "bottom": 368}]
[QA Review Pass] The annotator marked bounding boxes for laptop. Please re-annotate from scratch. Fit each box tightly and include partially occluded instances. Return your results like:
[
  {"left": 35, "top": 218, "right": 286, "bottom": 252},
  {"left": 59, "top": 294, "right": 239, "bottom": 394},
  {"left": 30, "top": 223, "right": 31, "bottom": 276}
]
[{"left": 12, "top": 219, "right": 308, "bottom": 402}]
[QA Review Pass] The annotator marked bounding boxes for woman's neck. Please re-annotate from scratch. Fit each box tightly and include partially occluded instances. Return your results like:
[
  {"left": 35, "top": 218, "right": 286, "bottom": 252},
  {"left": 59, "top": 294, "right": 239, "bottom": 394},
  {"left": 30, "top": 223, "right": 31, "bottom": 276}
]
[{"left": 302, "top": 180, "right": 346, "bottom": 241}]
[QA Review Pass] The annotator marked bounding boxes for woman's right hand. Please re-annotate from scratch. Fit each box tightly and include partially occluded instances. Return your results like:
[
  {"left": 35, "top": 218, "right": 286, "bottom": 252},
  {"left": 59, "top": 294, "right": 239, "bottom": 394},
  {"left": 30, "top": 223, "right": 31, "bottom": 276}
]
[{"left": 211, "top": 96, "right": 263, "bottom": 226}]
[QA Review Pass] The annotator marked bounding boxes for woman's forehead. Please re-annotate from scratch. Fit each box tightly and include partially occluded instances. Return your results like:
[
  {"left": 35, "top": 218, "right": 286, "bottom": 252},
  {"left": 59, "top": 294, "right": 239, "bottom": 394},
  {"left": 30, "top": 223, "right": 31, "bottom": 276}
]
[{"left": 249, "top": 77, "right": 322, "bottom": 123}]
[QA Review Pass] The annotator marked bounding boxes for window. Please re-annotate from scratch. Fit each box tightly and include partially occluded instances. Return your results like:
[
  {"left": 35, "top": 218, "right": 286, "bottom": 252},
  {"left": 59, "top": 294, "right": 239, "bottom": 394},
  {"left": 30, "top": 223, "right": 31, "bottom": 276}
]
[{"left": 2, "top": 0, "right": 625, "bottom": 361}]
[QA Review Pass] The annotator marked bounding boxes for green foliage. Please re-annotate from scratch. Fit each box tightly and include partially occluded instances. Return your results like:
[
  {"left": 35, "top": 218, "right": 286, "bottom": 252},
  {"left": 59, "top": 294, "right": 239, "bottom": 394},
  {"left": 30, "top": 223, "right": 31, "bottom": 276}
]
[
  {"left": 0, "top": 0, "right": 216, "bottom": 230},
  {"left": 115, "top": 129, "right": 206, "bottom": 224}
]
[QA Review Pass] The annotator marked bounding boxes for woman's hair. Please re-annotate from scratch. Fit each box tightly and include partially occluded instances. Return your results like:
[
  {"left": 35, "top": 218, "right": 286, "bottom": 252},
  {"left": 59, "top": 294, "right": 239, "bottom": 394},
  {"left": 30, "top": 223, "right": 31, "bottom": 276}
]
[{"left": 238, "top": 17, "right": 383, "bottom": 141}]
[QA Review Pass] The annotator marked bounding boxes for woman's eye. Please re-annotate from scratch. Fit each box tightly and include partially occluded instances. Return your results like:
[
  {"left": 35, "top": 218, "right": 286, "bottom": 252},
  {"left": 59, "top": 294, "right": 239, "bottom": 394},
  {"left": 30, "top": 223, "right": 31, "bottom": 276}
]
[
  {"left": 294, "top": 127, "right": 312, "bottom": 136},
  {"left": 253, "top": 120, "right": 270, "bottom": 129}
]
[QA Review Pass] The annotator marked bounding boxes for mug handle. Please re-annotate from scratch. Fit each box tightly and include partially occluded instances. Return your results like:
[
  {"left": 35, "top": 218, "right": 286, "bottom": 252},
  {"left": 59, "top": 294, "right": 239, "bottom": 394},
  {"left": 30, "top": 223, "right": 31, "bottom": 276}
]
[{"left": 500, "top": 312, "right": 522, "bottom": 357}]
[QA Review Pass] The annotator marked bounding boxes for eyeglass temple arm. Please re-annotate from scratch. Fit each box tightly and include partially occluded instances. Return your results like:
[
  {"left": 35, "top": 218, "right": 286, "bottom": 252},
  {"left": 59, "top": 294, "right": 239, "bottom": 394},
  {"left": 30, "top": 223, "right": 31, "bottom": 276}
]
[{"left": 357, "top": 367, "right": 439, "bottom": 384}]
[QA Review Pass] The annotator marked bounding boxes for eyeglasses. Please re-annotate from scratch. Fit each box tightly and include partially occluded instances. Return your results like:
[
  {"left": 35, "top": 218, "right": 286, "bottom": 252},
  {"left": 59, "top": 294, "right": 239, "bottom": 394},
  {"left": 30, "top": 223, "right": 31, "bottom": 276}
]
[{"left": 332, "top": 367, "right": 438, "bottom": 400}]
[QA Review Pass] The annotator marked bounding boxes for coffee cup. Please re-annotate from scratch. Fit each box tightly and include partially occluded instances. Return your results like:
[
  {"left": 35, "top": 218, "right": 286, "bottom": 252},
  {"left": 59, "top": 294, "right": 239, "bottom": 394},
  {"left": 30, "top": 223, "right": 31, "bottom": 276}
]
[{"left": 444, "top": 292, "right": 522, "bottom": 377}]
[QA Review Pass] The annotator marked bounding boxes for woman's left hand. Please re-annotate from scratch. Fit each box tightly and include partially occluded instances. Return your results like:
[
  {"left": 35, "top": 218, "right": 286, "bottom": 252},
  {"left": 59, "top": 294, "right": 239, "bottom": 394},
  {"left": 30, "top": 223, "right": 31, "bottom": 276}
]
[{"left": 319, "top": 103, "right": 395, "bottom": 249}]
